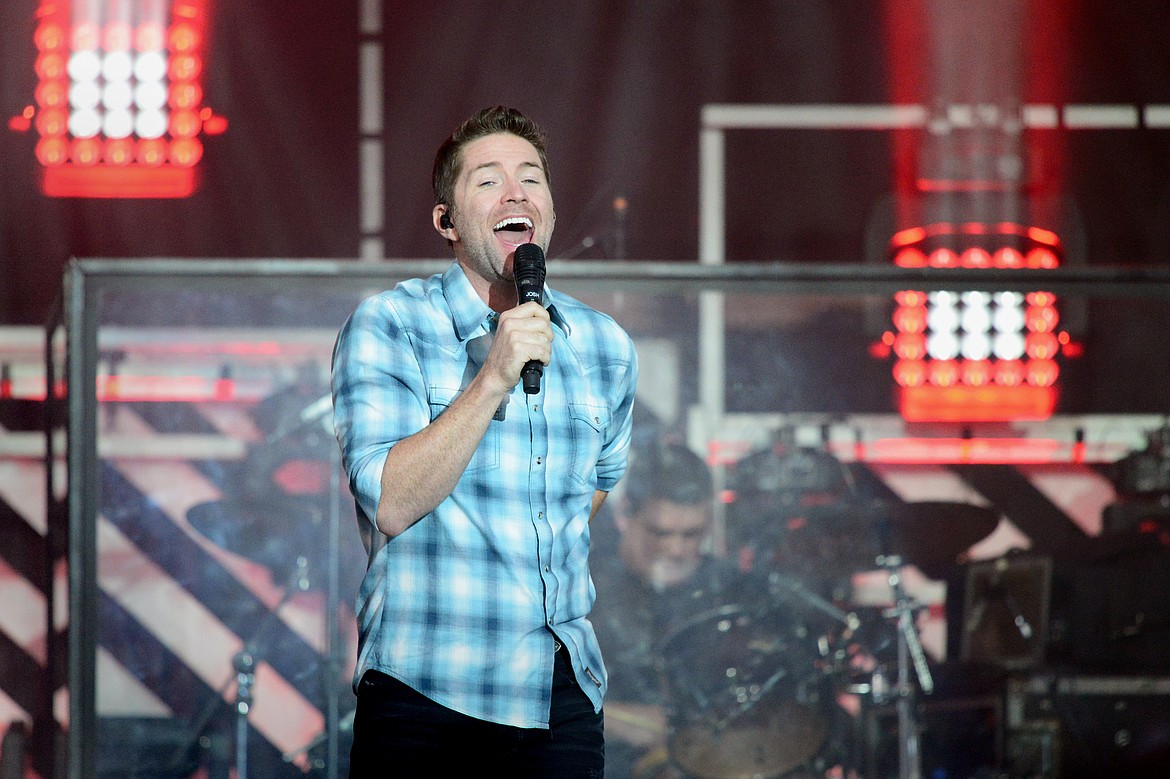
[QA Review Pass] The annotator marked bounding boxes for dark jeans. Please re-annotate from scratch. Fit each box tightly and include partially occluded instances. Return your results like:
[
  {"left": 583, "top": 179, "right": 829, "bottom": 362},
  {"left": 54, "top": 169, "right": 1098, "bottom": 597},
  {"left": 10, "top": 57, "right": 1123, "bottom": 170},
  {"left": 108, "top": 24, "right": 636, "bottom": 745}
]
[{"left": 349, "top": 646, "right": 604, "bottom": 778}]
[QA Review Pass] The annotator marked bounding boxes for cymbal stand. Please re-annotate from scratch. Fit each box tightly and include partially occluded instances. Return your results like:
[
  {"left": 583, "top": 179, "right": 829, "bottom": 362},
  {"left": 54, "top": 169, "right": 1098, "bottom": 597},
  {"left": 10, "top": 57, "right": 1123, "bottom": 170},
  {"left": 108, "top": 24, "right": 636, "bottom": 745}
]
[
  {"left": 167, "top": 557, "right": 309, "bottom": 778},
  {"left": 233, "top": 649, "right": 255, "bottom": 779},
  {"left": 878, "top": 554, "right": 933, "bottom": 779}
]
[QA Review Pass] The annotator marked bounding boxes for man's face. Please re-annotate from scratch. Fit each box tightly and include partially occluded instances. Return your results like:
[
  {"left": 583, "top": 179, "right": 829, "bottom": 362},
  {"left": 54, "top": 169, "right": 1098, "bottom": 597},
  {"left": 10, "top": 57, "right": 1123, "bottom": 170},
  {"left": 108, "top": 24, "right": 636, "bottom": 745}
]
[
  {"left": 439, "top": 132, "right": 555, "bottom": 300},
  {"left": 619, "top": 498, "right": 711, "bottom": 590}
]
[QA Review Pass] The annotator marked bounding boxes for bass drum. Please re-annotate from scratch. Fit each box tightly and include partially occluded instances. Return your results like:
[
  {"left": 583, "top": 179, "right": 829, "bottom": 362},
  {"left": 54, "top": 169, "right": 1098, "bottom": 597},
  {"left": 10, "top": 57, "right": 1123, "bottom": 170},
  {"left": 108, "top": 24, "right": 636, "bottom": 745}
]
[{"left": 658, "top": 604, "right": 832, "bottom": 779}]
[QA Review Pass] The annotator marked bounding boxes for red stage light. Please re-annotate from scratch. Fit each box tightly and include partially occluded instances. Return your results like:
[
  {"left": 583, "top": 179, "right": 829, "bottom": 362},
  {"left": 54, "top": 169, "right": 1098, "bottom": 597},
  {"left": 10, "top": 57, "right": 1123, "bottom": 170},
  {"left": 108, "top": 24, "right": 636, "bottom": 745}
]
[
  {"left": 36, "top": 137, "right": 69, "bottom": 166},
  {"left": 928, "top": 359, "right": 960, "bottom": 387},
  {"left": 929, "top": 247, "right": 960, "bottom": 268},
  {"left": 1027, "top": 226, "right": 1060, "bottom": 246},
  {"left": 960, "top": 247, "right": 992, "bottom": 268},
  {"left": 168, "top": 23, "right": 200, "bottom": 52},
  {"left": 1026, "top": 358, "right": 1059, "bottom": 387},
  {"left": 169, "top": 109, "right": 201, "bottom": 138},
  {"left": 35, "top": 53, "right": 67, "bottom": 80},
  {"left": 992, "top": 247, "right": 1024, "bottom": 268},
  {"left": 961, "top": 359, "right": 992, "bottom": 386},
  {"left": 167, "top": 53, "right": 201, "bottom": 81},
  {"left": 995, "top": 359, "right": 1025, "bottom": 386},
  {"left": 35, "top": 107, "right": 68, "bottom": 137},
  {"left": 893, "top": 358, "right": 927, "bottom": 388},
  {"left": 1026, "top": 303, "right": 1059, "bottom": 333},
  {"left": 169, "top": 137, "right": 203, "bottom": 166},
  {"left": 31, "top": 0, "right": 218, "bottom": 199},
  {"left": 137, "top": 138, "right": 168, "bottom": 166},
  {"left": 895, "top": 247, "right": 928, "bottom": 267},
  {"left": 884, "top": 223, "right": 1073, "bottom": 422},
  {"left": 898, "top": 385, "right": 1057, "bottom": 423},
  {"left": 135, "top": 23, "right": 166, "bottom": 51},
  {"left": 893, "top": 332, "right": 926, "bottom": 360},
  {"left": 71, "top": 138, "right": 102, "bottom": 165},
  {"left": 104, "top": 138, "right": 135, "bottom": 165},
  {"left": 103, "top": 22, "right": 132, "bottom": 51},
  {"left": 1026, "top": 331, "right": 1060, "bottom": 359},
  {"left": 34, "top": 23, "right": 65, "bottom": 51},
  {"left": 34, "top": 80, "right": 68, "bottom": 109},
  {"left": 893, "top": 303, "right": 928, "bottom": 334},
  {"left": 168, "top": 82, "right": 203, "bottom": 110},
  {"left": 1026, "top": 247, "right": 1059, "bottom": 269},
  {"left": 71, "top": 22, "right": 100, "bottom": 50}
]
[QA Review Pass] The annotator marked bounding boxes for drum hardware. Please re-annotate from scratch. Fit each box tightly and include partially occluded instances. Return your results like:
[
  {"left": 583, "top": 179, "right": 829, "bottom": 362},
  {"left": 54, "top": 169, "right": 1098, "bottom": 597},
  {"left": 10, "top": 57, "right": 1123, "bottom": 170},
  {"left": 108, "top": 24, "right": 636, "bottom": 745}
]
[
  {"left": 657, "top": 604, "right": 835, "bottom": 779},
  {"left": 874, "top": 553, "right": 935, "bottom": 779},
  {"left": 656, "top": 589, "right": 931, "bottom": 779},
  {"left": 166, "top": 556, "right": 314, "bottom": 779},
  {"left": 767, "top": 571, "right": 860, "bottom": 633}
]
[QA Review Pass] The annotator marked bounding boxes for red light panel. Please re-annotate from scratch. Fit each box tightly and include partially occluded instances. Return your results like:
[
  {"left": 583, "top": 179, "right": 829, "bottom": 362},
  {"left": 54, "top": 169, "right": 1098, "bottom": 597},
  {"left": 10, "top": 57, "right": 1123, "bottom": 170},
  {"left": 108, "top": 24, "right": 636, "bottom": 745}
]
[
  {"left": 899, "top": 385, "right": 1057, "bottom": 423},
  {"left": 31, "top": 0, "right": 221, "bottom": 198},
  {"left": 885, "top": 223, "right": 1073, "bottom": 422}
]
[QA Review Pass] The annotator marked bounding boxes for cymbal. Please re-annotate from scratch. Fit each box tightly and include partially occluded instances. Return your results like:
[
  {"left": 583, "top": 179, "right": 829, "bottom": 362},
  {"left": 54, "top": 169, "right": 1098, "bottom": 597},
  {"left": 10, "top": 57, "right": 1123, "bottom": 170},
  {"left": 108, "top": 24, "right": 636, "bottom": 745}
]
[
  {"left": 875, "top": 501, "right": 1000, "bottom": 570},
  {"left": 187, "top": 496, "right": 330, "bottom": 585},
  {"left": 759, "top": 500, "right": 999, "bottom": 577},
  {"left": 760, "top": 507, "right": 882, "bottom": 577}
]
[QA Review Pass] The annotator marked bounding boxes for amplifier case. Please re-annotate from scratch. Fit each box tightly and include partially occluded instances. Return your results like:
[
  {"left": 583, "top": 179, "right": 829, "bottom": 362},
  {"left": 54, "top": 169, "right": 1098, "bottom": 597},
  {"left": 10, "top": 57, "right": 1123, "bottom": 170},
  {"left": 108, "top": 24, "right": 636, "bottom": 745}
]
[{"left": 1005, "top": 675, "right": 1170, "bottom": 778}]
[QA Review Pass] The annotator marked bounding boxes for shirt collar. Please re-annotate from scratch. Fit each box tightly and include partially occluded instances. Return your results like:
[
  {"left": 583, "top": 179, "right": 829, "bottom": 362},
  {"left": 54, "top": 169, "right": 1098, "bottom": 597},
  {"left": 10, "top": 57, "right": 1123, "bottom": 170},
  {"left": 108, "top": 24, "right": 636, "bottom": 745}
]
[{"left": 442, "top": 262, "right": 571, "bottom": 341}]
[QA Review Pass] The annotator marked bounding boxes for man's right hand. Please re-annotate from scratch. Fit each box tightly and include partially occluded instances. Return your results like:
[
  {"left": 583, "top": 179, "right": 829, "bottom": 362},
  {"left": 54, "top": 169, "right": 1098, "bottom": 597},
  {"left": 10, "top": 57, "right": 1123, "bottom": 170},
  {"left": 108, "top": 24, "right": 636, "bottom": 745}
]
[{"left": 483, "top": 301, "right": 552, "bottom": 393}]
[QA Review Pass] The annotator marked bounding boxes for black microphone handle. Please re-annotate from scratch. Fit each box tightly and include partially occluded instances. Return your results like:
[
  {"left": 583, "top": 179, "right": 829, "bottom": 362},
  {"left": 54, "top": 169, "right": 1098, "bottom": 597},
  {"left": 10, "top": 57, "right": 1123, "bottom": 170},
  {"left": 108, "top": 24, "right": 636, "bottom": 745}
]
[
  {"left": 513, "top": 243, "right": 546, "bottom": 395},
  {"left": 521, "top": 361, "right": 543, "bottom": 394}
]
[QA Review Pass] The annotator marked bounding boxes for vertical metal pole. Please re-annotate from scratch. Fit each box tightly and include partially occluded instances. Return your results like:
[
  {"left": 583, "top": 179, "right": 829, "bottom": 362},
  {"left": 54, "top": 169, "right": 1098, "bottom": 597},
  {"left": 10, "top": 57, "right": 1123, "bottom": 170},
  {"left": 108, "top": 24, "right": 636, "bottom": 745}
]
[
  {"left": 325, "top": 445, "right": 343, "bottom": 779},
  {"left": 359, "top": 0, "right": 384, "bottom": 262},
  {"left": 64, "top": 261, "right": 99, "bottom": 779},
  {"left": 697, "top": 116, "right": 727, "bottom": 541},
  {"left": 42, "top": 297, "right": 62, "bottom": 779}
]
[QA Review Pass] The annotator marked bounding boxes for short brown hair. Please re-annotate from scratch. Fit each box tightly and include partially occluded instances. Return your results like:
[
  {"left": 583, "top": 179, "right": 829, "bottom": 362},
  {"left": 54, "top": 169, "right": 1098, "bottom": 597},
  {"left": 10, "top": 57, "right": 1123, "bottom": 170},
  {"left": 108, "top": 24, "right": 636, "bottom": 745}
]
[
  {"left": 625, "top": 443, "right": 714, "bottom": 514},
  {"left": 432, "top": 106, "right": 551, "bottom": 210}
]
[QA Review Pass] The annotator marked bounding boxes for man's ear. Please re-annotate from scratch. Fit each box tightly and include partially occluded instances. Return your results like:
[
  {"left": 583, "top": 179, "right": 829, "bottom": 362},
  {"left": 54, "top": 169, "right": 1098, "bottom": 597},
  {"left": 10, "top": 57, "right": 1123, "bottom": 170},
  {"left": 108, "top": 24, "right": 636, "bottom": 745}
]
[{"left": 433, "top": 205, "right": 457, "bottom": 240}]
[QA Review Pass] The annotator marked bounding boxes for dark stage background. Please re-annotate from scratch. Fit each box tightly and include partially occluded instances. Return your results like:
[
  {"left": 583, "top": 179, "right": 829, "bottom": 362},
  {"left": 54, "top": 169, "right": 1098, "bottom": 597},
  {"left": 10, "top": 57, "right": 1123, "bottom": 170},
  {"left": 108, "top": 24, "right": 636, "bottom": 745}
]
[{"left": 1, "top": 0, "right": 1170, "bottom": 327}]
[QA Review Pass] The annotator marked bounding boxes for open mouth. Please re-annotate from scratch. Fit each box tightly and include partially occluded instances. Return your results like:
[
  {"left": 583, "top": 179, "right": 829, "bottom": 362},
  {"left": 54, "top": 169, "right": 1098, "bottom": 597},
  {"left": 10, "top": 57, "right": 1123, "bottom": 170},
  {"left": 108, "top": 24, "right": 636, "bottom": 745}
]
[{"left": 493, "top": 216, "right": 534, "bottom": 247}]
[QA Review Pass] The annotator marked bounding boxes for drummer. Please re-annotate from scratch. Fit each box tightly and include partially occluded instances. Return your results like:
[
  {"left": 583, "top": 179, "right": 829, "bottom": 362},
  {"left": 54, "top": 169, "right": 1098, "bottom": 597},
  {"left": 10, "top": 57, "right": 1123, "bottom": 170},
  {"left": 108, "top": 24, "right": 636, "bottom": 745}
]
[{"left": 591, "top": 442, "right": 760, "bottom": 779}]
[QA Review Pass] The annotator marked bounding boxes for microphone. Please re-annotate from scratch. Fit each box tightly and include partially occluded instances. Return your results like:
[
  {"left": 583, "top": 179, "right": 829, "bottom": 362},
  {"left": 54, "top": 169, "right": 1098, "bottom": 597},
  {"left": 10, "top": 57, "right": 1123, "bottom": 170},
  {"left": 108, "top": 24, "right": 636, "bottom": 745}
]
[{"left": 513, "top": 243, "right": 546, "bottom": 394}]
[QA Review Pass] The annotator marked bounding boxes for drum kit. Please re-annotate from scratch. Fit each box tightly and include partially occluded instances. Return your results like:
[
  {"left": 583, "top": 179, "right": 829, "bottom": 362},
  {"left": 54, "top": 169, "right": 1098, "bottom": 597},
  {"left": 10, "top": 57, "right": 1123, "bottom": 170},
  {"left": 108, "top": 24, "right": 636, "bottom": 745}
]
[{"left": 649, "top": 445, "right": 999, "bottom": 779}]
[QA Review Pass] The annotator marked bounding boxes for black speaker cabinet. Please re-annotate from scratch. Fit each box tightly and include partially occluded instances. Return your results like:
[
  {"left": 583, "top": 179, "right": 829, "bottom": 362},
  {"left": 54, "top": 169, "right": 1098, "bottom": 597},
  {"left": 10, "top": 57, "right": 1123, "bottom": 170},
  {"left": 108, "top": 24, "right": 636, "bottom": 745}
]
[
  {"left": 961, "top": 554, "right": 1052, "bottom": 671},
  {"left": 863, "top": 694, "right": 1003, "bottom": 779},
  {"left": 1005, "top": 675, "right": 1170, "bottom": 778}
]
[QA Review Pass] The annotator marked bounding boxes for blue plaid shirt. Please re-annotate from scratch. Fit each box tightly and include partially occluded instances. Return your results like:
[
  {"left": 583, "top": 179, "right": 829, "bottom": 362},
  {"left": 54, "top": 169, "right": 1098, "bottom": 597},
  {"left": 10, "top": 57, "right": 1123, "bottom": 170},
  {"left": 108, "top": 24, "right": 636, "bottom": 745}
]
[{"left": 331, "top": 262, "right": 637, "bottom": 728}]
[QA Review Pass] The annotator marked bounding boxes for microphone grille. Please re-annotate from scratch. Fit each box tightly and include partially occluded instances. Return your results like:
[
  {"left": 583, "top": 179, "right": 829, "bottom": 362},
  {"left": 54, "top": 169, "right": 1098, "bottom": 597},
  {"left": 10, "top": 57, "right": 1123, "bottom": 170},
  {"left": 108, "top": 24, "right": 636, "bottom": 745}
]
[{"left": 513, "top": 243, "right": 546, "bottom": 284}]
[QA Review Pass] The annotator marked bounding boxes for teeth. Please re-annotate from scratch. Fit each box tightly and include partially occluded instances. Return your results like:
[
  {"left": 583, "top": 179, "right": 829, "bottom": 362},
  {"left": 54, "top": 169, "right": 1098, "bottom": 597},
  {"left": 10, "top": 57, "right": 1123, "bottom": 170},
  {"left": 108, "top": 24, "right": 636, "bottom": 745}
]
[{"left": 493, "top": 216, "right": 534, "bottom": 231}]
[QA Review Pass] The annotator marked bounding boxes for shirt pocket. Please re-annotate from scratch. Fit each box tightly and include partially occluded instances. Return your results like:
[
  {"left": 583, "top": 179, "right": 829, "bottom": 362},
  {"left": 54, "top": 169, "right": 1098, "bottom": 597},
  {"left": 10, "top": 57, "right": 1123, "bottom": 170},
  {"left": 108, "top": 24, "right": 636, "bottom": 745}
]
[
  {"left": 427, "top": 386, "right": 500, "bottom": 474},
  {"left": 567, "top": 401, "right": 610, "bottom": 486}
]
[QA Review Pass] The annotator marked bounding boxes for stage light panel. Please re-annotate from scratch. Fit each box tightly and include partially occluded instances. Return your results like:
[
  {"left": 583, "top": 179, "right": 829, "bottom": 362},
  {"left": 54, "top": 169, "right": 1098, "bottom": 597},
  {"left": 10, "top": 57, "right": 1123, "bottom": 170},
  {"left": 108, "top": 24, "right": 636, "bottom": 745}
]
[
  {"left": 29, "top": 0, "right": 223, "bottom": 198},
  {"left": 885, "top": 223, "right": 1073, "bottom": 422}
]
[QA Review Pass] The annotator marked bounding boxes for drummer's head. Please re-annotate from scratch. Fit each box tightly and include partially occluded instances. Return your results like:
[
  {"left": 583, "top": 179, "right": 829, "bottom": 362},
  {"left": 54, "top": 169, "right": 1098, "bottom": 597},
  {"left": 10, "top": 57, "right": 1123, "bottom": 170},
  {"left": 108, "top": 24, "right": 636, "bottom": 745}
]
[{"left": 618, "top": 443, "right": 715, "bottom": 590}]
